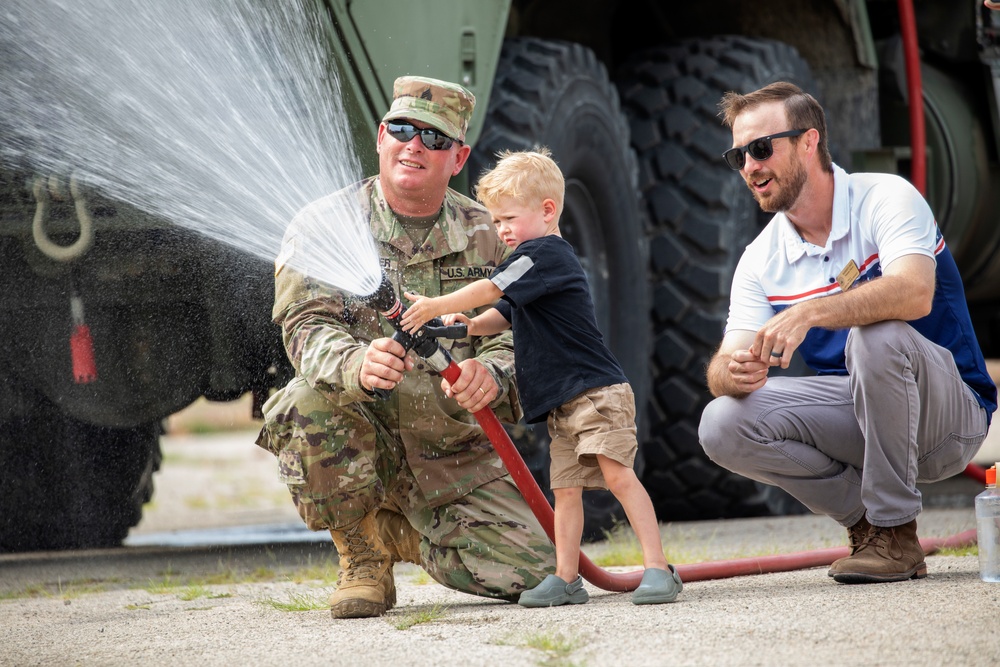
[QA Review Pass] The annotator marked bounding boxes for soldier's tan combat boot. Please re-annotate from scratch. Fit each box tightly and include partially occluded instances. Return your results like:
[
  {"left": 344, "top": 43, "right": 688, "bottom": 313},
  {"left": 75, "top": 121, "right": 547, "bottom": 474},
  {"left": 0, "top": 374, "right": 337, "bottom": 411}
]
[
  {"left": 376, "top": 509, "right": 422, "bottom": 565},
  {"left": 830, "top": 519, "right": 927, "bottom": 584},
  {"left": 827, "top": 515, "right": 872, "bottom": 577},
  {"left": 328, "top": 512, "right": 396, "bottom": 618}
]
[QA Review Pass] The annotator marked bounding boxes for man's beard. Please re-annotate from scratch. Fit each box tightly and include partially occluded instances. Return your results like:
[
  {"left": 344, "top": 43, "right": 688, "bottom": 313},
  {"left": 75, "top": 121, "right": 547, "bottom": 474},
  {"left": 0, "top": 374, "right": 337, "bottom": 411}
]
[{"left": 749, "top": 158, "right": 807, "bottom": 213}]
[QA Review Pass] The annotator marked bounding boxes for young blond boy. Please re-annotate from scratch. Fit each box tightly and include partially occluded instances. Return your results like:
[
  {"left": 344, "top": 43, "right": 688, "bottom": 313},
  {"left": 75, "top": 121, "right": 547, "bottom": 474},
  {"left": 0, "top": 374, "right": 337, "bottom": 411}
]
[{"left": 401, "top": 148, "right": 682, "bottom": 606}]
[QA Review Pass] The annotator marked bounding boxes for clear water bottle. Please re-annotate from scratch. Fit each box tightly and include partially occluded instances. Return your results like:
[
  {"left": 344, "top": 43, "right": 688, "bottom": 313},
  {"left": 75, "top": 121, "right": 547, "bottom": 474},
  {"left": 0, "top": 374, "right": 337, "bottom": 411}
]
[{"left": 976, "top": 463, "right": 1000, "bottom": 583}]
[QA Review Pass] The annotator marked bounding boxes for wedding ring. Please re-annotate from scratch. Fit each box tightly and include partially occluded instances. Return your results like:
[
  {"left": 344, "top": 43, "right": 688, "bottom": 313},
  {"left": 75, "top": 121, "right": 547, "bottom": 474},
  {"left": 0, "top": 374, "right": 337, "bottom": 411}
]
[
  {"left": 479, "top": 387, "right": 487, "bottom": 396},
  {"left": 770, "top": 350, "right": 783, "bottom": 357}
]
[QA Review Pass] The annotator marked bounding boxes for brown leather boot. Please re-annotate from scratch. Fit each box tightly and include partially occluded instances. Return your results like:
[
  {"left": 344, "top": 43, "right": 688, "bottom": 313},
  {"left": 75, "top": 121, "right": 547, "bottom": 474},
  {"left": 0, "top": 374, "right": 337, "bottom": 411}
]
[
  {"left": 376, "top": 509, "right": 423, "bottom": 565},
  {"left": 328, "top": 512, "right": 396, "bottom": 618},
  {"left": 827, "top": 515, "right": 872, "bottom": 577},
  {"left": 830, "top": 519, "right": 927, "bottom": 584}
]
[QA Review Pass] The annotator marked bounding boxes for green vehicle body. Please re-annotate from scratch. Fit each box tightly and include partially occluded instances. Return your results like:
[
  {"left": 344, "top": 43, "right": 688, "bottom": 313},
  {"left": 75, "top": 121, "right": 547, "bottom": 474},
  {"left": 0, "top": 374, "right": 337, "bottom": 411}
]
[{"left": 3, "top": 0, "right": 999, "bottom": 550}]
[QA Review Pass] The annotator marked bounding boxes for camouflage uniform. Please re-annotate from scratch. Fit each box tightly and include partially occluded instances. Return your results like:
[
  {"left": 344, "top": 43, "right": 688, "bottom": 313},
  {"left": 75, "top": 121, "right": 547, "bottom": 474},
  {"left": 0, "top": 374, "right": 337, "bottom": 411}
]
[{"left": 256, "top": 176, "right": 556, "bottom": 600}]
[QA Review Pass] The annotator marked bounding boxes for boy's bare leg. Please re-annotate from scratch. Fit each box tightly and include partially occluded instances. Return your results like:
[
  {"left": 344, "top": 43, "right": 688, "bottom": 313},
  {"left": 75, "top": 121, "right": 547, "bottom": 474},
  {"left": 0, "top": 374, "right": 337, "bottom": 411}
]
[
  {"left": 597, "top": 455, "right": 668, "bottom": 570},
  {"left": 552, "top": 487, "right": 584, "bottom": 581}
]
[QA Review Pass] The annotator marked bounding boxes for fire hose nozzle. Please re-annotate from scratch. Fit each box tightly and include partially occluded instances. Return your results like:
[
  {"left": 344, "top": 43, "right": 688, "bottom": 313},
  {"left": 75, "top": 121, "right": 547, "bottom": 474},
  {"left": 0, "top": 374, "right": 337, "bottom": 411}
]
[
  {"left": 362, "top": 274, "right": 400, "bottom": 315},
  {"left": 361, "top": 276, "right": 467, "bottom": 399}
]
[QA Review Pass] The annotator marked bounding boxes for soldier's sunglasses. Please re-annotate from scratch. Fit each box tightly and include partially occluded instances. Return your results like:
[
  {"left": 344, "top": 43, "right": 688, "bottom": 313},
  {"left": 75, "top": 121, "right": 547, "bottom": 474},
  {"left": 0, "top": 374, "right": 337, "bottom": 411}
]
[
  {"left": 722, "top": 129, "right": 807, "bottom": 170},
  {"left": 385, "top": 121, "right": 460, "bottom": 150}
]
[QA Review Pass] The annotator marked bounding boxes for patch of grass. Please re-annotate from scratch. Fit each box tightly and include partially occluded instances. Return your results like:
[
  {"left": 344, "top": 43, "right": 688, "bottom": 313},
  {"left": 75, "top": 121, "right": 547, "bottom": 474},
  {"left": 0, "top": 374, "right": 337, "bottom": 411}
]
[
  {"left": 937, "top": 545, "right": 978, "bottom": 557},
  {"left": 139, "top": 560, "right": 282, "bottom": 595},
  {"left": 144, "top": 571, "right": 182, "bottom": 595},
  {"left": 183, "top": 421, "right": 225, "bottom": 435},
  {"left": 601, "top": 523, "right": 842, "bottom": 566},
  {"left": 590, "top": 522, "right": 644, "bottom": 568},
  {"left": 1, "top": 578, "right": 114, "bottom": 601},
  {"left": 497, "top": 630, "right": 584, "bottom": 666},
  {"left": 255, "top": 591, "right": 328, "bottom": 612},
  {"left": 0, "top": 585, "right": 46, "bottom": 601},
  {"left": 390, "top": 604, "right": 447, "bottom": 630},
  {"left": 522, "top": 630, "right": 582, "bottom": 655},
  {"left": 125, "top": 603, "right": 152, "bottom": 610},
  {"left": 408, "top": 569, "right": 434, "bottom": 586},
  {"left": 177, "top": 585, "right": 212, "bottom": 601},
  {"left": 57, "top": 580, "right": 111, "bottom": 599},
  {"left": 176, "top": 585, "right": 231, "bottom": 601},
  {"left": 201, "top": 565, "right": 277, "bottom": 586},
  {"left": 287, "top": 559, "right": 339, "bottom": 586},
  {"left": 5, "top": 552, "right": 340, "bottom": 604},
  {"left": 183, "top": 496, "right": 211, "bottom": 510}
]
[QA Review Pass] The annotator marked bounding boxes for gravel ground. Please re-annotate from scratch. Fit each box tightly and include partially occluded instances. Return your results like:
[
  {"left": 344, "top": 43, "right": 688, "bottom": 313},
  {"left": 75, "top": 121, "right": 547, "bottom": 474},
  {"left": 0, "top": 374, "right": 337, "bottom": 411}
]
[{"left": 2, "top": 430, "right": 999, "bottom": 667}]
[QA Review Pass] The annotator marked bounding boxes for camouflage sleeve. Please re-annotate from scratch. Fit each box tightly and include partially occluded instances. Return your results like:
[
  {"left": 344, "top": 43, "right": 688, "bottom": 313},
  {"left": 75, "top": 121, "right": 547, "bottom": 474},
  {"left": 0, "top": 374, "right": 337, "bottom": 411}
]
[
  {"left": 276, "top": 292, "right": 374, "bottom": 407},
  {"left": 271, "top": 181, "right": 380, "bottom": 407},
  {"left": 272, "top": 234, "right": 379, "bottom": 407}
]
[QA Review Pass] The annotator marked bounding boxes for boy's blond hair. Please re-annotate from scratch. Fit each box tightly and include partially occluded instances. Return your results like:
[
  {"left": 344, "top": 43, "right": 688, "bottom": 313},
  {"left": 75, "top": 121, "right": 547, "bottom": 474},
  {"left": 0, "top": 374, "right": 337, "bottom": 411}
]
[{"left": 474, "top": 147, "right": 565, "bottom": 224}]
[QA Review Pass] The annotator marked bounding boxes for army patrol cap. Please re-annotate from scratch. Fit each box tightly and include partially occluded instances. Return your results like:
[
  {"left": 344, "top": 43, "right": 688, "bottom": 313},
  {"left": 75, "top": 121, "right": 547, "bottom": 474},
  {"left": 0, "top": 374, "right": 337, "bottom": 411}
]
[{"left": 382, "top": 76, "right": 476, "bottom": 142}]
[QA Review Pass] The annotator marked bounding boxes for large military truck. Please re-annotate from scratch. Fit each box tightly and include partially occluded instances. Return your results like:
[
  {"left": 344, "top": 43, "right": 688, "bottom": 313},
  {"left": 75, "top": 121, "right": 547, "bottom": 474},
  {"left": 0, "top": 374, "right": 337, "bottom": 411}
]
[{"left": 2, "top": 0, "right": 998, "bottom": 551}]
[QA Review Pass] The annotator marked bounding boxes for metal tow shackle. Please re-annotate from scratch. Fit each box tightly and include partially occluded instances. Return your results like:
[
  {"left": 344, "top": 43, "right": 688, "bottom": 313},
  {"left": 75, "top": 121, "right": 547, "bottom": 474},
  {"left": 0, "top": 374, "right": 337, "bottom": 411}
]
[{"left": 32, "top": 173, "right": 94, "bottom": 262}]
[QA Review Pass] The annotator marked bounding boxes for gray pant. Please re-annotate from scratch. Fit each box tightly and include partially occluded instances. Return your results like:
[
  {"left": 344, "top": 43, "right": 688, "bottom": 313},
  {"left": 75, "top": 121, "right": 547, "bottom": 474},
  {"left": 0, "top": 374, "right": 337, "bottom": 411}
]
[{"left": 699, "top": 321, "right": 988, "bottom": 528}]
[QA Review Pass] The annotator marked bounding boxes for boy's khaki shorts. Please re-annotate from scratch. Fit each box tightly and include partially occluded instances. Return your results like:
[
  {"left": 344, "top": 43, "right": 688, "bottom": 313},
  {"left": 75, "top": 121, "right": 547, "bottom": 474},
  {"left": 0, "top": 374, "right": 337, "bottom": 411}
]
[{"left": 546, "top": 383, "right": 638, "bottom": 490}]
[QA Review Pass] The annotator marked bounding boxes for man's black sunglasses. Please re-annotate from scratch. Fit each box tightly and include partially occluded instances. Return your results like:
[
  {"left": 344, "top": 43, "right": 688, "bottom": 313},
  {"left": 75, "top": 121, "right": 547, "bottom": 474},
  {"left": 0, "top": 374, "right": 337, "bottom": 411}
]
[
  {"left": 385, "top": 121, "right": 460, "bottom": 151},
  {"left": 722, "top": 129, "right": 807, "bottom": 170}
]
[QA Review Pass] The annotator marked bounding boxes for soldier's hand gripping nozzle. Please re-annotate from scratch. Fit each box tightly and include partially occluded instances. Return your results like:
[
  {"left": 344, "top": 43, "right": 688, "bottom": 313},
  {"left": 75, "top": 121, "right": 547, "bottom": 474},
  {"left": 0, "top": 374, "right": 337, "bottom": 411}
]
[{"left": 361, "top": 275, "right": 468, "bottom": 399}]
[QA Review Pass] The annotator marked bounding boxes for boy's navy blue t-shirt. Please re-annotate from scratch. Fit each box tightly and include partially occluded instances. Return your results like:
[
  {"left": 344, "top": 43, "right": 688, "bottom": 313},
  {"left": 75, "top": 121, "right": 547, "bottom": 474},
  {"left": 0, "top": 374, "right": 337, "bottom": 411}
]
[{"left": 490, "top": 235, "right": 627, "bottom": 424}]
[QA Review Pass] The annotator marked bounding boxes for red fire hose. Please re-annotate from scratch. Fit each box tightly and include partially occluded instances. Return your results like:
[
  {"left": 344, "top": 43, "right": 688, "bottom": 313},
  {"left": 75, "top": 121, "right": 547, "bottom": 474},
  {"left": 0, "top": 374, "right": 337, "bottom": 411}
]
[
  {"left": 367, "top": 262, "right": 982, "bottom": 592},
  {"left": 440, "top": 360, "right": 980, "bottom": 588},
  {"left": 439, "top": 360, "right": 642, "bottom": 591}
]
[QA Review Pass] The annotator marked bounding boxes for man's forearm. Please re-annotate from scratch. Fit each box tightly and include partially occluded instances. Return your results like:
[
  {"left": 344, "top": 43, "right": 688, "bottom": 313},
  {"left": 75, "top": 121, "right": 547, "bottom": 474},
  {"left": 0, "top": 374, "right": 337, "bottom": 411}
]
[{"left": 798, "top": 273, "right": 931, "bottom": 331}]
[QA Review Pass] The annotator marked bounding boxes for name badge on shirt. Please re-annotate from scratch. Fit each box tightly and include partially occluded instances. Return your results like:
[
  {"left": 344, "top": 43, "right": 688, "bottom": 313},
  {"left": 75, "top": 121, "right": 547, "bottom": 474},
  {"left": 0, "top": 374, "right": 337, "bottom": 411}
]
[
  {"left": 837, "top": 259, "right": 860, "bottom": 292},
  {"left": 441, "top": 266, "right": 495, "bottom": 280}
]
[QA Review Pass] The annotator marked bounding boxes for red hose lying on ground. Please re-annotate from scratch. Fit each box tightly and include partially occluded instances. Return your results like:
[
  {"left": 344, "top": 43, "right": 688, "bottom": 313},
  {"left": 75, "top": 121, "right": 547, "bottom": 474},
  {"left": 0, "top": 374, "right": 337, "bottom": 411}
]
[
  {"left": 452, "top": 362, "right": 642, "bottom": 591},
  {"left": 442, "top": 361, "right": 981, "bottom": 590},
  {"left": 674, "top": 530, "right": 977, "bottom": 583}
]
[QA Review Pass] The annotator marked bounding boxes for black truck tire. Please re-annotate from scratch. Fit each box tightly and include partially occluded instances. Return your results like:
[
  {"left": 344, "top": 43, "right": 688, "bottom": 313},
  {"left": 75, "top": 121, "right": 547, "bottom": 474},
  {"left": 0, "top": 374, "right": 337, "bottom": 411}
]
[
  {"left": 0, "top": 394, "right": 160, "bottom": 552},
  {"left": 615, "top": 37, "right": 815, "bottom": 520},
  {"left": 469, "top": 37, "right": 648, "bottom": 539}
]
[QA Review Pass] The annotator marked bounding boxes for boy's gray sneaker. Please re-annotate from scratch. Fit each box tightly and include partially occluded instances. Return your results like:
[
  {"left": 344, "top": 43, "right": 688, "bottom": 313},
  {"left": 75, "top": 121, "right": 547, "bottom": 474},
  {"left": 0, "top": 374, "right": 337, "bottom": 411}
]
[
  {"left": 518, "top": 574, "right": 589, "bottom": 608},
  {"left": 632, "top": 565, "right": 683, "bottom": 605}
]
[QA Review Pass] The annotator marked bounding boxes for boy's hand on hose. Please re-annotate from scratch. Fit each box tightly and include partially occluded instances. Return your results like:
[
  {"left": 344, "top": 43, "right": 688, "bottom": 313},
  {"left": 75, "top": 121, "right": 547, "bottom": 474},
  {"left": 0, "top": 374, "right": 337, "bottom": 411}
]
[
  {"left": 442, "top": 312, "right": 474, "bottom": 334},
  {"left": 400, "top": 291, "right": 441, "bottom": 332}
]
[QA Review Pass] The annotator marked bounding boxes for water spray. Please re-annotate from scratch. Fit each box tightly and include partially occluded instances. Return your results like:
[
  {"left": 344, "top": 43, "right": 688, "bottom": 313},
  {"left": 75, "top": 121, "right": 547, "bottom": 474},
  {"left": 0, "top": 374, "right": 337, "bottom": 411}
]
[
  {"left": 2, "top": 0, "right": 386, "bottom": 388},
  {"left": 1, "top": 0, "right": 383, "bottom": 293}
]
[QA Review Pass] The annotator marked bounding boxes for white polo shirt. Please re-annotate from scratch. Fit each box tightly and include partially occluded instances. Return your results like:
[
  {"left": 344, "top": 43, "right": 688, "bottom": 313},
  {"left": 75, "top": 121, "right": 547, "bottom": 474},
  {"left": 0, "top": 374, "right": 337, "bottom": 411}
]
[{"left": 725, "top": 164, "right": 995, "bottom": 418}]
